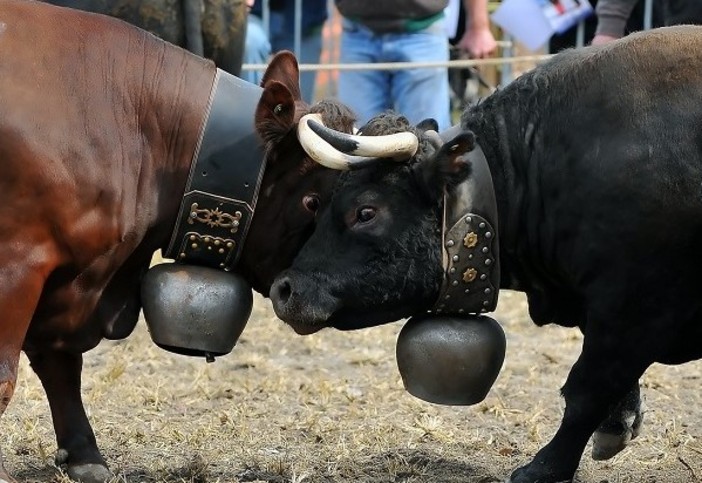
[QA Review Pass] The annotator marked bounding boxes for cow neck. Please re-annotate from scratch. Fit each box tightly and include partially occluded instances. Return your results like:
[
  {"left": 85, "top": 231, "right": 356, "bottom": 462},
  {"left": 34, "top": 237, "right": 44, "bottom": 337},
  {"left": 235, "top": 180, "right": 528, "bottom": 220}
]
[
  {"left": 164, "top": 69, "right": 265, "bottom": 271},
  {"left": 430, "top": 127, "right": 500, "bottom": 315}
]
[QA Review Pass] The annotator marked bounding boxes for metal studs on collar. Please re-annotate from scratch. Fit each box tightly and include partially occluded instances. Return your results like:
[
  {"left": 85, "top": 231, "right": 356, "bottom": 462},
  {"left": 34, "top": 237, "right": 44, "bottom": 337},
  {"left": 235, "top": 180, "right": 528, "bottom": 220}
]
[{"left": 432, "top": 213, "right": 498, "bottom": 315}]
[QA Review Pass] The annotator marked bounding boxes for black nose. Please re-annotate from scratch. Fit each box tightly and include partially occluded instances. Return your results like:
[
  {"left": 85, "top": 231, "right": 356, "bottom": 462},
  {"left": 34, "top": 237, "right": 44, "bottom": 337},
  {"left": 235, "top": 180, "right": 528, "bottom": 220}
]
[
  {"left": 270, "top": 271, "right": 339, "bottom": 331},
  {"left": 271, "top": 276, "right": 292, "bottom": 307}
]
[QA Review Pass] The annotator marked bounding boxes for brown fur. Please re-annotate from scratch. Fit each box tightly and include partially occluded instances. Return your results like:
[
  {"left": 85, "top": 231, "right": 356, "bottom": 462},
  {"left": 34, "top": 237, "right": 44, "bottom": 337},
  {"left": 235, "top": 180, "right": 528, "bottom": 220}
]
[{"left": 0, "top": 1, "right": 347, "bottom": 481}]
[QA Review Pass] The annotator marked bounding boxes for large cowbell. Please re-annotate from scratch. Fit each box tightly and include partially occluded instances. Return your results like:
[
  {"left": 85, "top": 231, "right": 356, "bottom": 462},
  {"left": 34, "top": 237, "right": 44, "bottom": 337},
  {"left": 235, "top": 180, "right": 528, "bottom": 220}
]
[
  {"left": 142, "top": 70, "right": 264, "bottom": 361},
  {"left": 141, "top": 263, "right": 252, "bottom": 361},
  {"left": 396, "top": 126, "right": 506, "bottom": 406}
]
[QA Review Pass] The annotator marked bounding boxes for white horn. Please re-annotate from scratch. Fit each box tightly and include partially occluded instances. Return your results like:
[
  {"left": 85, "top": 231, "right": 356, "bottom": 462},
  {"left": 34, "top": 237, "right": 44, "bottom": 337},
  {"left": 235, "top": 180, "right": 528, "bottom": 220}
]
[
  {"left": 297, "top": 113, "right": 381, "bottom": 170},
  {"left": 306, "top": 116, "right": 419, "bottom": 160}
]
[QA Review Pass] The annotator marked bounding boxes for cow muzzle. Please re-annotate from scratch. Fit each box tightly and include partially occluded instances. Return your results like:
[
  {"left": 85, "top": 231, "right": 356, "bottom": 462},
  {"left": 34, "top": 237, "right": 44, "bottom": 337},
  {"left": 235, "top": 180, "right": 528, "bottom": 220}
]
[{"left": 270, "top": 271, "right": 340, "bottom": 334}]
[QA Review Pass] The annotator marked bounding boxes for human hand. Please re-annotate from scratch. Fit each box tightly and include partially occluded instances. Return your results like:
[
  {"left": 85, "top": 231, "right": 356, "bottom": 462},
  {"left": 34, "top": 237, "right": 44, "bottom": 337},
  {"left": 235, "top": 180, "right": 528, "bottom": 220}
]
[
  {"left": 591, "top": 34, "right": 619, "bottom": 46},
  {"left": 457, "top": 26, "right": 497, "bottom": 59}
]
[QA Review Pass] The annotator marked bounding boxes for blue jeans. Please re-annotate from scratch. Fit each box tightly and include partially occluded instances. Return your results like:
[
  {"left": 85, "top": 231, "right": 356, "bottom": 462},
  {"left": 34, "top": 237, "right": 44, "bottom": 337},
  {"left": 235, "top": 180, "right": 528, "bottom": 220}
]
[
  {"left": 338, "top": 18, "right": 451, "bottom": 131},
  {"left": 243, "top": 13, "right": 323, "bottom": 104}
]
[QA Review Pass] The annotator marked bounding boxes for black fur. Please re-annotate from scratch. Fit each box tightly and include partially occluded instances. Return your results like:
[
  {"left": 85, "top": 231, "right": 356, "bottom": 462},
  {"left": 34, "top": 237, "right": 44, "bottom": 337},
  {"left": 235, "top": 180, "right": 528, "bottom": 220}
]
[{"left": 273, "top": 27, "right": 702, "bottom": 483}]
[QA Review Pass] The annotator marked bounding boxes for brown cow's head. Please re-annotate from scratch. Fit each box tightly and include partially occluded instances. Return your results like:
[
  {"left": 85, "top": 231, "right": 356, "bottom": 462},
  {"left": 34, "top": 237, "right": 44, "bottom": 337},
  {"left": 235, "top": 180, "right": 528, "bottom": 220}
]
[{"left": 239, "top": 52, "right": 355, "bottom": 295}]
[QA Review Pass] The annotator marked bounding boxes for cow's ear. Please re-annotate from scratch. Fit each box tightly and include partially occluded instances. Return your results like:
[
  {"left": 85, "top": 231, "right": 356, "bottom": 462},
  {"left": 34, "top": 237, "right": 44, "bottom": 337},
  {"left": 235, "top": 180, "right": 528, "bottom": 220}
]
[
  {"left": 415, "top": 131, "right": 476, "bottom": 201},
  {"left": 416, "top": 118, "right": 439, "bottom": 132},
  {"left": 255, "top": 79, "right": 297, "bottom": 144},
  {"left": 260, "top": 50, "right": 301, "bottom": 101}
]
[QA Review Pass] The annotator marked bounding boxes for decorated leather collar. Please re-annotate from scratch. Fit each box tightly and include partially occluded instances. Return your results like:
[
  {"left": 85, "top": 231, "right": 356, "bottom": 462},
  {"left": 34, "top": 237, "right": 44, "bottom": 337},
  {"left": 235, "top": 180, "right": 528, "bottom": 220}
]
[
  {"left": 431, "top": 126, "right": 500, "bottom": 315},
  {"left": 164, "top": 69, "right": 265, "bottom": 271}
]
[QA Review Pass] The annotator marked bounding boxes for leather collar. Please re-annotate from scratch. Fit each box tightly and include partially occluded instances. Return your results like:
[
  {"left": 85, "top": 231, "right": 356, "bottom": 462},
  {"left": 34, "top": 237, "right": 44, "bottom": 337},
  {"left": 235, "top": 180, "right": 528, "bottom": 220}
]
[
  {"left": 431, "top": 126, "right": 500, "bottom": 315},
  {"left": 164, "top": 69, "right": 265, "bottom": 271}
]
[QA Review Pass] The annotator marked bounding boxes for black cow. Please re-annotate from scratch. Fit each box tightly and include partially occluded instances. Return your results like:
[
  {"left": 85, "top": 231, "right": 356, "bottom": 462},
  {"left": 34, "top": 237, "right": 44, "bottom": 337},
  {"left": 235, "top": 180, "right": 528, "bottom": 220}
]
[
  {"left": 270, "top": 26, "right": 702, "bottom": 483},
  {"left": 0, "top": 1, "right": 363, "bottom": 482}
]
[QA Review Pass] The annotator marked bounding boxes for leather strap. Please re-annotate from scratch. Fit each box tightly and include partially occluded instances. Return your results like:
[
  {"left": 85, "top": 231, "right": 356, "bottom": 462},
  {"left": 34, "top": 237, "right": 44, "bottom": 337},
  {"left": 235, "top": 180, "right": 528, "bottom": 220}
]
[
  {"left": 431, "top": 134, "right": 500, "bottom": 315},
  {"left": 164, "top": 69, "right": 265, "bottom": 271}
]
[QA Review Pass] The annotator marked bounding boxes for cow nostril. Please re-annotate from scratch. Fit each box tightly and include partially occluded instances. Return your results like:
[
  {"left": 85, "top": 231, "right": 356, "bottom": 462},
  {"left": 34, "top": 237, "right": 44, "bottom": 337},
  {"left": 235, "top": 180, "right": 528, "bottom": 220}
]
[{"left": 274, "top": 278, "right": 292, "bottom": 305}]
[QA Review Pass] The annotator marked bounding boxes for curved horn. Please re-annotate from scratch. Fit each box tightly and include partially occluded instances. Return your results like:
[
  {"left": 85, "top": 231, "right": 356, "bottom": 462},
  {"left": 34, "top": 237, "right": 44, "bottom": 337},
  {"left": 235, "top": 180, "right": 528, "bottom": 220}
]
[
  {"left": 297, "top": 113, "right": 384, "bottom": 170},
  {"left": 307, "top": 117, "right": 419, "bottom": 160}
]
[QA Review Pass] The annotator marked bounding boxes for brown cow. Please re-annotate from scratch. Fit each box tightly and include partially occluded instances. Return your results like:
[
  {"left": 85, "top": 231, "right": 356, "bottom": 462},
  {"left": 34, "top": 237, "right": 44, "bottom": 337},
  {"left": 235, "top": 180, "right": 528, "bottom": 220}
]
[{"left": 0, "top": 1, "right": 356, "bottom": 481}]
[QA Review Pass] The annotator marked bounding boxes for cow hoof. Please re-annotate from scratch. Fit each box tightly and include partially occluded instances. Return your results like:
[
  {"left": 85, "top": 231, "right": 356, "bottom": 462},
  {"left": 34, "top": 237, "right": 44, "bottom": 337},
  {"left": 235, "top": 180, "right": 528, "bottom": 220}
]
[
  {"left": 591, "top": 409, "right": 644, "bottom": 461},
  {"left": 505, "top": 477, "right": 572, "bottom": 483},
  {"left": 506, "top": 464, "right": 573, "bottom": 483},
  {"left": 66, "top": 463, "right": 113, "bottom": 483}
]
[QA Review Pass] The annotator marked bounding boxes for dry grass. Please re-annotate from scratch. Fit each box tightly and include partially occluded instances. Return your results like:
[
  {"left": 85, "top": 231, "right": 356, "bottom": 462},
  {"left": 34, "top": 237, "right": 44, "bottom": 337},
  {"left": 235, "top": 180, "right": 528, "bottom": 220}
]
[{"left": 3, "top": 291, "right": 701, "bottom": 482}]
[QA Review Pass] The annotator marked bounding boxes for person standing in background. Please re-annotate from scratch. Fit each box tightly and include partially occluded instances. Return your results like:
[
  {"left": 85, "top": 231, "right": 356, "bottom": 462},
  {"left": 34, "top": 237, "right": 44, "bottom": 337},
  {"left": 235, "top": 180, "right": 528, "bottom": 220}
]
[
  {"left": 243, "top": 0, "right": 328, "bottom": 103},
  {"left": 592, "top": 0, "right": 656, "bottom": 44},
  {"left": 335, "top": 0, "right": 496, "bottom": 131},
  {"left": 592, "top": 0, "right": 701, "bottom": 45},
  {"left": 449, "top": 0, "right": 498, "bottom": 59},
  {"left": 548, "top": 0, "right": 663, "bottom": 52}
]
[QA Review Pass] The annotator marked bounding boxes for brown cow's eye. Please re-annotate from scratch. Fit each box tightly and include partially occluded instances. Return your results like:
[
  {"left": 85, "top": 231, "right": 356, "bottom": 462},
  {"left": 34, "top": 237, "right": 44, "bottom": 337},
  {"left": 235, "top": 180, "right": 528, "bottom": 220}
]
[
  {"left": 356, "top": 206, "right": 376, "bottom": 223},
  {"left": 302, "top": 194, "right": 320, "bottom": 214},
  {"left": 273, "top": 103, "right": 284, "bottom": 115}
]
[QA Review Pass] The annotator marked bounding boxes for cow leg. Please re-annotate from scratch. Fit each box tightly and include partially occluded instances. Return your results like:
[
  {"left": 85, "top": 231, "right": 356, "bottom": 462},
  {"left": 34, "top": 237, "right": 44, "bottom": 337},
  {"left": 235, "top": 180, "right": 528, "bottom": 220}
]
[
  {"left": 591, "top": 382, "right": 644, "bottom": 460},
  {"left": 0, "top": 255, "right": 55, "bottom": 483},
  {"left": 25, "top": 350, "right": 112, "bottom": 483},
  {"left": 0, "top": 372, "right": 20, "bottom": 483},
  {"left": 507, "top": 320, "right": 653, "bottom": 483}
]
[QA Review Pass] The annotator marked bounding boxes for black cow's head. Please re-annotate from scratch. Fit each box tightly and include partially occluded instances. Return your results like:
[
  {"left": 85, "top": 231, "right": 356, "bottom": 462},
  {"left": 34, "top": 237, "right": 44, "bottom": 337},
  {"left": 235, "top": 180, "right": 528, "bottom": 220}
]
[
  {"left": 270, "top": 112, "right": 477, "bottom": 334},
  {"left": 238, "top": 52, "right": 354, "bottom": 295}
]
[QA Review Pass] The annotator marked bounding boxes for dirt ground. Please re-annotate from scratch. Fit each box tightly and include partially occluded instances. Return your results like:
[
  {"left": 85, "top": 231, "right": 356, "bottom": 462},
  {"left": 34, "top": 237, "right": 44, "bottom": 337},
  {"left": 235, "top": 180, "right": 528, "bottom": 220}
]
[{"left": 3, "top": 290, "right": 701, "bottom": 483}]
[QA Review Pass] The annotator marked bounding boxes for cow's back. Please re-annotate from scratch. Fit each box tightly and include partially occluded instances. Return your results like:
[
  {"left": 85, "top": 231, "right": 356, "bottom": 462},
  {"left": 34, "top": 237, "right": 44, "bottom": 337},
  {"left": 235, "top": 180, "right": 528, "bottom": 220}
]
[
  {"left": 464, "top": 26, "right": 702, "bottom": 327},
  {"left": 525, "top": 26, "right": 702, "bottom": 220}
]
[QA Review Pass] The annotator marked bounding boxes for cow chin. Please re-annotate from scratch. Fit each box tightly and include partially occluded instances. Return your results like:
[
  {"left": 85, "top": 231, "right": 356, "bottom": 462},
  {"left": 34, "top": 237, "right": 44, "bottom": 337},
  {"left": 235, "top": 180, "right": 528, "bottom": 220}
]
[
  {"left": 279, "top": 301, "right": 406, "bottom": 334},
  {"left": 328, "top": 305, "right": 417, "bottom": 332},
  {"left": 273, "top": 302, "right": 333, "bottom": 336},
  {"left": 287, "top": 321, "right": 326, "bottom": 336}
]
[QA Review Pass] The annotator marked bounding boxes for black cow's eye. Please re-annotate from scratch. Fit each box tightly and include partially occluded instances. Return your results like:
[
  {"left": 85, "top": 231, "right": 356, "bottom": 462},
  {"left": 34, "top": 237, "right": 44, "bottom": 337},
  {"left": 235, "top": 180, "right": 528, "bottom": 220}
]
[
  {"left": 356, "top": 206, "right": 376, "bottom": 223},
  {"left": 302, "top": 194, "right": 320, "bottom": 214}
]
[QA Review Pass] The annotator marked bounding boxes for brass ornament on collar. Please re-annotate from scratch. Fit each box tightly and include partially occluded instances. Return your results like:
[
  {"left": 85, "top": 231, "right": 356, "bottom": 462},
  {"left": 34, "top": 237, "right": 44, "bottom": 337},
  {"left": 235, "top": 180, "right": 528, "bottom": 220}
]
[{"left": 432, "top": 213, "right": 499, "bottom": 315}]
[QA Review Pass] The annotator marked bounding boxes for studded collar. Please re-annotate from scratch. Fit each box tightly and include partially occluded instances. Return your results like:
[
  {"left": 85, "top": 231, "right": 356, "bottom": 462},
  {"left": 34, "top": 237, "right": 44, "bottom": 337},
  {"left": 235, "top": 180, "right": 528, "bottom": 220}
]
[{"left": 431, "top": 129, "right": 500, "bottom": 315}]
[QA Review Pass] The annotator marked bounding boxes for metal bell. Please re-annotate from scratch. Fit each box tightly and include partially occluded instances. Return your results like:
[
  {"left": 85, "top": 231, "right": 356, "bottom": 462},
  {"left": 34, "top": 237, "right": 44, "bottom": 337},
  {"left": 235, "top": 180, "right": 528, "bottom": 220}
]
[
  {"left": 141, "top": 263, "right": 253, "bottom": 361},
  {"left": 396, "top": 314, "right": 506, "bottom": 405}
]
